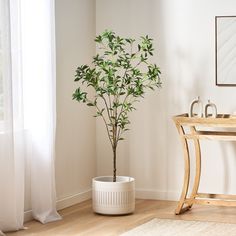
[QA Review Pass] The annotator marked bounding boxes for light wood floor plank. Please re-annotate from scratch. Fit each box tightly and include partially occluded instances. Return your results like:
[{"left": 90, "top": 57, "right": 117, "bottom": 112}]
[{"left": 6, "top": 199, "right": 236, "bottom": 235}]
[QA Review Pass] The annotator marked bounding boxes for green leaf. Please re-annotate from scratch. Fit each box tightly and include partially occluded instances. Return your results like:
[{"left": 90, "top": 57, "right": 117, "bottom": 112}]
[
  {"left": 119, "top": 92, "right": 126, "bottom": 95},
  {"left": 87, "top": 103, "right": 95, "bottom": 106}
]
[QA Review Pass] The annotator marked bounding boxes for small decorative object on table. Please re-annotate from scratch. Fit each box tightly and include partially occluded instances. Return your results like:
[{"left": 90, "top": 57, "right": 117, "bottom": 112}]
[
  {"left": 189, "top": 96, "right": 203, "bottom": 118},
  {"left": 190, "top": 97, "right": 217, "bottom": 118},
  {"left": 205, "top": 100, "right": 217, "bottom": 118}
]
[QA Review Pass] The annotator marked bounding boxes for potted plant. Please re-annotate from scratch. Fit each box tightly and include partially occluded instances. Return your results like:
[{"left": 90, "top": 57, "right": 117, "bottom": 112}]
[{"left": 73, "top": 30, "right": 161, "bottom": 215}]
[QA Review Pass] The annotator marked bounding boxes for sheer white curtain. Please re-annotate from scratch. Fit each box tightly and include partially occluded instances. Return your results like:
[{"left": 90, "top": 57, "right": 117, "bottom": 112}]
[
  {"left": 20, "top": 0, "right": 61, "bottom": 224},
  {"left": 0, "top": 0, "right": 25, "bottom": 233},
  {"left": 0, "top": 0, "right": 61, "bottom": 233}
]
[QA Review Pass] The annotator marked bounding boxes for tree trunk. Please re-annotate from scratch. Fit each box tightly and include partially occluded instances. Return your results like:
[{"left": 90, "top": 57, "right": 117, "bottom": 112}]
[{"left": 113, "top": 146, "right": 117, "bottom": 182}]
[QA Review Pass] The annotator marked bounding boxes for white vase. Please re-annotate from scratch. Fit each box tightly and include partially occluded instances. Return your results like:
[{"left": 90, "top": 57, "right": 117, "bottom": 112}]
[{"left": 92, "top": 176, "right": 135, "bottom": 215}]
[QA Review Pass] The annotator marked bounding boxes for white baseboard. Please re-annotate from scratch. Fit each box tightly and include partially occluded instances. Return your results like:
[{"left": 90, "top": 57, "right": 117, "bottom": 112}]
[
  {"left": 24, "top": 189, "right": 92, "bottom": 222},
  {"left": 135, "top": 188, "right": 180, "bottom": 201},
  {"left": 24, "top": 188, "right": 179, "bottom": 222},
  {"left": 24, "top": 210, "right": 34, "bottom": 223},
  {"left": 56, "top": 189, "right": 92, "bottom": 210}
]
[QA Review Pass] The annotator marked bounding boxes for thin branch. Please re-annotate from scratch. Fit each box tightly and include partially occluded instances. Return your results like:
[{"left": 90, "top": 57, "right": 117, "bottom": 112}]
[
  {"left": 117, "top": 126, "right": 122, "bottom": 144},
  {"left": 101, "top": 95, "right": 113, "bottom": 123},
  {"left": 108, "top": 94, "right": 113, "bottom": 116},
  {"left": 116, "top": 94, "right": 129, "bottom": 122},
  {"left": 113, "top": 95, "right": 119, "bottom": 147},
  {"left": 86, "top": 97, "right": 113, "bottom": 147},
  {"left": 115, "top": 93, "right": 130, "bottom": 143},
  {"left": 95, "top": 103, "right": 114, "bottom": 147}
]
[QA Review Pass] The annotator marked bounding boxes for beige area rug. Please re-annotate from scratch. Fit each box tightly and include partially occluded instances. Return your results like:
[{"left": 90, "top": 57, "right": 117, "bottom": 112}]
[{"left": 121, "top": 218, "right": 236, "bottom": 236}]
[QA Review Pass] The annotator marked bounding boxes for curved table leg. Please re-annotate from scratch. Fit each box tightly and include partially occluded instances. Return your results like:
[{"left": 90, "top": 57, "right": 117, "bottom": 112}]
[
  {"left": 189, "top": 126, "right": 201, "bottom": 208},
  {"left": 175, "top": 124, "right": 191, "bottom": 215}
]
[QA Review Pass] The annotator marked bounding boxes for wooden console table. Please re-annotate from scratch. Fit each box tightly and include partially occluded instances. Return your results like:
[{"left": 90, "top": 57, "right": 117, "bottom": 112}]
[{"left": 173, "top": 113, "right": 236, "bottom": 215}]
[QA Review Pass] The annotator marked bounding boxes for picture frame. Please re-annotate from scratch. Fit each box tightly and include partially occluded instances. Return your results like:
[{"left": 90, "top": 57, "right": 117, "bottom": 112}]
[{"left": 215, "top": 16, "right": 236, "bottom": 86}]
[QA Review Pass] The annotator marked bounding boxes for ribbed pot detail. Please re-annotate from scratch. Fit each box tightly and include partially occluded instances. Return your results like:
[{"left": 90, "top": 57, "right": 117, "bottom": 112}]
[{"left": 92, "top": 176, "right": 135, "bottom": 215}]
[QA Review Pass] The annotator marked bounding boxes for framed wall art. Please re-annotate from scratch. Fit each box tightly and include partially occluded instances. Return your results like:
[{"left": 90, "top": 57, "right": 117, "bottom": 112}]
[{"left": 215, "top": 16, "right": 236, "bottom": 86}]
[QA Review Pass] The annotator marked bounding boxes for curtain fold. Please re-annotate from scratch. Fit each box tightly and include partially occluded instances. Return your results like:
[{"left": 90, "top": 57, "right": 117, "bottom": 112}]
[
  {"left": 20, "top": 0, "right": 61, "bottom": 224},
  {"left": 0, "top": 0, "right": 25, "bottom": 232},
  {"left": 0, "top": 0, "right": 61, "bottom": 233}
]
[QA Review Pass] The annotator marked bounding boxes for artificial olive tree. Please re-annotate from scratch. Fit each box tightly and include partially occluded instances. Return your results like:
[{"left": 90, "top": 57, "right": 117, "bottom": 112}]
[{"left": 73, "top": 30, "right": 161, "bottom": 182}]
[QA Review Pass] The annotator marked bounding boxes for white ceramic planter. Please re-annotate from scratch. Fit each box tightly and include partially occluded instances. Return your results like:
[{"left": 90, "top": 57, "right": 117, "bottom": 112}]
[{"left": 92, "top": 176, "right": 135, "bottom": 215}]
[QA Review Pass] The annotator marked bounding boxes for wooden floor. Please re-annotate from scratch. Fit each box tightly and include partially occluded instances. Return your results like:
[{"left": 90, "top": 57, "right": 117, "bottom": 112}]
[{"left": 6, "top": 199, "right": 236, "bottom": 236}]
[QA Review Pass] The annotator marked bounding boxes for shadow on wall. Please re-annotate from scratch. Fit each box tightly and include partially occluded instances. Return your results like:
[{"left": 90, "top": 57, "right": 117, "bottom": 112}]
[
  {"left": 166, "top": 45, "right": 209, "bottom": 198},
  {"left": 219, "top": 140, "right": 236, "bottom": 194},
  {"left": 220, "top": 106, "right": 236, "bottom": 194},
  {"left": 125, "top": 0, "right": 169, "bottom": 193}
]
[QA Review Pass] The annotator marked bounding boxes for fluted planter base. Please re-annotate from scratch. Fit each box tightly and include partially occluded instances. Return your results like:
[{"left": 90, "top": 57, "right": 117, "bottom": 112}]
[{"left": 92, "top": 176, "right": 135, "bottom": 215}]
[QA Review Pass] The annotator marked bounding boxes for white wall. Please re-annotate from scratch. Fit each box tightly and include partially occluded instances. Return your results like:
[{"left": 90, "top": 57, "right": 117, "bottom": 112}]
[
  {"left": 25, "top": 0, "right": 236, "bottom": 212},
  {"left": 24, "top": 0, "right": 96, "bottom": 216},
  {"left": 96, "top": 0, "right": 236, "bottom": 200},
  {"left": 55, "top": 0, "right": 96, "bottom": 207}
]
